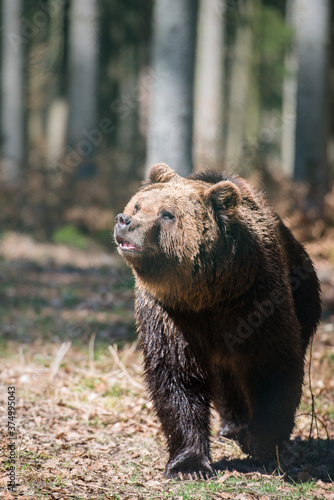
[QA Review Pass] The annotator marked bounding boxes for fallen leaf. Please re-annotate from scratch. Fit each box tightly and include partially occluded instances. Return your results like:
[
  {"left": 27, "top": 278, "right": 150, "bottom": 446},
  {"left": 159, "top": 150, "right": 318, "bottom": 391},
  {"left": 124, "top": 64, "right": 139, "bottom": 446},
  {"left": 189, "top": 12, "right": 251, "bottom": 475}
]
[
  {"left": 217, "top": 472, "right": 231, "bottom": 484},
  {"left": 218, "top": 493, "right": 233, "bottom": 499}
]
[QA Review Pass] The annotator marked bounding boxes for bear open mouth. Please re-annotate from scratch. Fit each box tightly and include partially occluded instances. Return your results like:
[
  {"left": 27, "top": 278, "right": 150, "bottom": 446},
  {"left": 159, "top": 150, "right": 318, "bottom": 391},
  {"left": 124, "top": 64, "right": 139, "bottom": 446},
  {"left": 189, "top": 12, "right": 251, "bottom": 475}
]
[{"left": 116, "top": 236, "right": 143, "bottom": 252}]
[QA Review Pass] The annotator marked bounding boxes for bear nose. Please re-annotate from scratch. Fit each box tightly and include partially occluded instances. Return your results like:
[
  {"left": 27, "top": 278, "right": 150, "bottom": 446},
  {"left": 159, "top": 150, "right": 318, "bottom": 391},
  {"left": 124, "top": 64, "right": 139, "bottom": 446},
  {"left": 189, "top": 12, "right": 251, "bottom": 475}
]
[{"left": 115, "top": 213, "right": 132, "bottom": 229}]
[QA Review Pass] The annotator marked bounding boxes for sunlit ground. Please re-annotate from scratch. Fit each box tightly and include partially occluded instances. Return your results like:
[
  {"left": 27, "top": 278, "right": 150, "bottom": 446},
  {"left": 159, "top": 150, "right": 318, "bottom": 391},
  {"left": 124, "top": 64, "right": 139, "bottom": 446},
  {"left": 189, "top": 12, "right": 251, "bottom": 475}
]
[{"left": 0, "top": 232, "right": 333, "bottom": 499}]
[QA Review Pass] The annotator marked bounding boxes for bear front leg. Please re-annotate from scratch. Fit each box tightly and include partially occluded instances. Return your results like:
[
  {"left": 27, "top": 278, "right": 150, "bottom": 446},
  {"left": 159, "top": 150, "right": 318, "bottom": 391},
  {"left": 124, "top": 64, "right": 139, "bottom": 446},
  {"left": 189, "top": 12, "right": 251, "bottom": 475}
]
[
  {"left": 139, "top": 316, "right": 214, "bottom": 478},
  {"left": 152, "top": 370, "right": 214, "bottom": 479},
  {"left": 160, "top": 374, "right": 214, "bottom": 480}
]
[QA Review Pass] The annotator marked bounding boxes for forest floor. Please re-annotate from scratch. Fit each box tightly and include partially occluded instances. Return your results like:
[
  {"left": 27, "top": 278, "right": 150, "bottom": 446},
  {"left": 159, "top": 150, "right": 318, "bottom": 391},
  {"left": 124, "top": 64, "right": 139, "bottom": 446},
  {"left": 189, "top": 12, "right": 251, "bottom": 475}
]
[{"left": 0, "top": 231, "right": 333, "bottom": 500}]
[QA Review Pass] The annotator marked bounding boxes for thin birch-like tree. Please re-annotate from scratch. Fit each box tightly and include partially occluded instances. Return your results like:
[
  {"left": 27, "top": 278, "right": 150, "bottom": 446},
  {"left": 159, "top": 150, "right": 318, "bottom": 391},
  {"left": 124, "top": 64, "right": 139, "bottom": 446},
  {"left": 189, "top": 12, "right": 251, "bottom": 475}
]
[
  {"left": 1, "top": 0, "right": 24, "bottom": 185},
  {"left": 193, "top": 0, "right": 225, "bottom": 171},
  {"left": 292, "top": 0, "right": 331, "bottom": 214},
  {"left": 146, "top": 0, "right": 198, "bottom": 176},
  {"left": 67, "top": 0, "right": 99, "bottom": 177}
]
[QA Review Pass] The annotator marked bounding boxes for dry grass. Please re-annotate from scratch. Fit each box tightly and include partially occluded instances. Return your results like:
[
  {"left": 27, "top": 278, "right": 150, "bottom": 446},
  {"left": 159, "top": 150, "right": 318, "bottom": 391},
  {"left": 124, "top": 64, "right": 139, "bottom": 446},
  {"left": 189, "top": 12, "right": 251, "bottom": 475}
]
[{"left": 0, "top": 328, "right": 333, "bottom": 499}]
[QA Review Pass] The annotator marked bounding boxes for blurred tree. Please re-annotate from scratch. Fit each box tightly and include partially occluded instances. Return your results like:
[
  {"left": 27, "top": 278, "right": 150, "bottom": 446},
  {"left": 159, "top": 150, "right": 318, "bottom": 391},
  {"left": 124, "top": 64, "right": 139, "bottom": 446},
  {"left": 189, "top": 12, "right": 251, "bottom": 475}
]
[
  {"left": 193, "top": 0, "right": 225, "bottom": 171},
  {"left": 67, "top": 0, "right": 99, "bottom": 178},
  {"left": 46, "top": 0, "right": 68, "bottom": 172},
  {"left": 224, "top": 1, "right": 294, "bottom": 174},
  {"left": 22, "top": 1, "right": 67, "bottom": 173},
  {"left": 107, "top": 0, "right": 153, "bottom": 179},
  {"left": 244, "top": 0, "right": 261, "bottom": 157},
  {"left": 281, "top": 0, "right": 297, "bottom": 177},
  {"left": 99, "top": 0, "right": 153, "bottom": 208},
  {"left": 291, "top": 0, "right": 331, "bottom": 216},
  {"left": 258, "top": 3, "right": 293, "bottom": 167},
  {"left": 224, "top": 1, "right": 257, "bottom": 171},
  {"left": 1, "top": 0, "right": 25, "bottom": 185},
  {"left": 146, "top": 0, "right": 198, "bottom": 176}
]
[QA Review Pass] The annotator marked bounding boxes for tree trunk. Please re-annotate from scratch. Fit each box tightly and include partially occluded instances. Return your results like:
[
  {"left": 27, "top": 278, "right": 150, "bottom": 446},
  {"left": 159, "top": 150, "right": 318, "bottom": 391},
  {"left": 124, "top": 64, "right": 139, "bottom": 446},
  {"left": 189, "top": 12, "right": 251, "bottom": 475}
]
[
  {"left": 224, "top": 1, "right": 254, "bottom": 172},
  {"left": 67, "top": 0, "right": 99, "bottom": 178},
  {"left": 244, "top": 0, "right": 261, "bottom": 155},
  {"left": 292, "top": 0, "right": 331, "bottom": 215},
  {"left": 146, "top": 0, "right": 198, "bottom": 176},
  {"left": 46, "top": 1, "right": 68, "bottom": 173},
  {"left": 193, "top": 0, "right": 225, "bottom": 171},
  {"left": 281, "top": 0, "right": 297, "bottom": 178},
  {"left": 114, "top": 44, "right": 140, "bottom": 177},
  {"left": 1, "top": 0, "right": 24, "bottom": 185}
]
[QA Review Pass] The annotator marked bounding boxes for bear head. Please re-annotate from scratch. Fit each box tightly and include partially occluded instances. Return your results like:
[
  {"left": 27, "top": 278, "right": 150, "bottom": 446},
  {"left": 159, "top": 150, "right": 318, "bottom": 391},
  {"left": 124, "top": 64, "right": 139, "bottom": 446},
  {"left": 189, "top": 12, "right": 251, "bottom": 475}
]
[{"left": 114, "top": 163, "right": 244, "bottom": 310}]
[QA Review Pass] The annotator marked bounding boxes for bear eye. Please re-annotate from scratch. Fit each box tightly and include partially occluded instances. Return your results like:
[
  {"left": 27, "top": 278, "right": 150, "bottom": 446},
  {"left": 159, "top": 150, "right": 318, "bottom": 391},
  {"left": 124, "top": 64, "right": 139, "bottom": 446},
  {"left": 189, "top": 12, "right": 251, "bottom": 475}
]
[
  {"left": 133, "top": 204, "right": 140, "bottom": 215},
  {"left": 161, "top": 210, "right": 175, "bottom": 220}
]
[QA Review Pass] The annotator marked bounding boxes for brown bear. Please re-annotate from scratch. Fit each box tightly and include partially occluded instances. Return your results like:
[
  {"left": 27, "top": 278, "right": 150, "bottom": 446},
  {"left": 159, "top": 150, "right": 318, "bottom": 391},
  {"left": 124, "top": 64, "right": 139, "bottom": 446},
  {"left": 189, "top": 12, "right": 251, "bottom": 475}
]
[{"left": 114, "top": 163, "right": 321, "bottom": 479}]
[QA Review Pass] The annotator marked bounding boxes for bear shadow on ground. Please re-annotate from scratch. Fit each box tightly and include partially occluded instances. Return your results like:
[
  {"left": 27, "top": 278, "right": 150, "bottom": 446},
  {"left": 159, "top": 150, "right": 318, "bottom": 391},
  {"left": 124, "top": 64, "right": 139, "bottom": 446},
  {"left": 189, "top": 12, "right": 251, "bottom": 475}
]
[{"left": 213, "top": 437, "right": 334, "bottom": 483}]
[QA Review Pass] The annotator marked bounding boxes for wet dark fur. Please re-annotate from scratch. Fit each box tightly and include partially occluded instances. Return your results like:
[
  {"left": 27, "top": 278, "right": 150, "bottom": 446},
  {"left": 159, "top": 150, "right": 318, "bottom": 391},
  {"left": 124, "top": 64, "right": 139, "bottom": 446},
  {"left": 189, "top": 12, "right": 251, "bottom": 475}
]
[{"left": 114, "top": 164, "right": 321, "bottom": 479}]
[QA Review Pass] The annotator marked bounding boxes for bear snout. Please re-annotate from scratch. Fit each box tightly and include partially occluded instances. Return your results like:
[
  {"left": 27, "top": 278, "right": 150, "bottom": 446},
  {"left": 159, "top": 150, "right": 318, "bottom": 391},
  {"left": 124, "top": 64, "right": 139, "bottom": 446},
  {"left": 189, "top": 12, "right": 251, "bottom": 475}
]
[{"left": 115, "top": 213, "right": 132, "bottom": 230}]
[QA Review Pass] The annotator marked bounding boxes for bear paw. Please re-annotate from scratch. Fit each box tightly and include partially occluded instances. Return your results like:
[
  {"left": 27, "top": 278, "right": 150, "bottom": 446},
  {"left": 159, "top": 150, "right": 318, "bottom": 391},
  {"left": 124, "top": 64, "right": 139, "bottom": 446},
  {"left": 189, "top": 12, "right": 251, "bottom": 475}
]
[
  {"left": 165, "top": 453, "right": 215, "bottom": 480},
  {"left": 238, "top": 427, "right": 277, "bottom": 460}
]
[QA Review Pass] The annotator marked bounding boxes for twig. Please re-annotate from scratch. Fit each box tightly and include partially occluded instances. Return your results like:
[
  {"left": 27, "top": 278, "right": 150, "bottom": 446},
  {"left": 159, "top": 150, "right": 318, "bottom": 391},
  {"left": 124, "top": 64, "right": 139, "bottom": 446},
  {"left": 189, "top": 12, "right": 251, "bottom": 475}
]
[
  {"left": 275, "top": 445, "right": 284, "bottom": 474},
  {"left": 89, "top": 332, "right": 97, "bottom": 369},
  {"left": 18, "top": 345, "right": 25, "bottom": 365},
  {"left": 305, "top": 337, "right": 330, "bottom": 459},
  {"left": 49, "top": 341, "right": 71, "bottom": 382},
  {"left": 120, "top": 341, "right": 138, "bottom": 365},
  {"left": 108, "top": 344, "right": 142, "bottom": 389}
]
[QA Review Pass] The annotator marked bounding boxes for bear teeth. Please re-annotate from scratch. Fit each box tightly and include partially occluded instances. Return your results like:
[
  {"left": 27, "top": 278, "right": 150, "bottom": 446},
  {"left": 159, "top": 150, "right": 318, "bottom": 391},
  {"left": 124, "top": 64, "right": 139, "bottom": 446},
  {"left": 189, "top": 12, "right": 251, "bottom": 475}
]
[
  {"left": 117, "top": 236, "right": 141, "bottom": 251},
  {"left": 122, "top": 241, "right": 137, "bottom": 250}
]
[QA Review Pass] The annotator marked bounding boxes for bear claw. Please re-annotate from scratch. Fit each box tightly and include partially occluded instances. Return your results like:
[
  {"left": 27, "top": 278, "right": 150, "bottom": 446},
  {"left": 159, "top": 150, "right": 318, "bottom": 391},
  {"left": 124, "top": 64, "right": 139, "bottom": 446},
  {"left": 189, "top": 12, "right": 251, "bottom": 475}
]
[
  {"left": 175, "top": 470, "right": 214, "bottom": 481},
  {"left": 166, "top": 460, "right": 215, "bottom": 481}
]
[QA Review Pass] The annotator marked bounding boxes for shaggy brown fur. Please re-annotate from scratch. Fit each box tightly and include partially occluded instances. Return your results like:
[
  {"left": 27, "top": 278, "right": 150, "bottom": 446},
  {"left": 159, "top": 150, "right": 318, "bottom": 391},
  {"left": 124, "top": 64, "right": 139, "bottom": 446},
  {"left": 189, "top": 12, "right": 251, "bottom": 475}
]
[{"left": 114, "top": 163, "right": 321, "bottom": 479}]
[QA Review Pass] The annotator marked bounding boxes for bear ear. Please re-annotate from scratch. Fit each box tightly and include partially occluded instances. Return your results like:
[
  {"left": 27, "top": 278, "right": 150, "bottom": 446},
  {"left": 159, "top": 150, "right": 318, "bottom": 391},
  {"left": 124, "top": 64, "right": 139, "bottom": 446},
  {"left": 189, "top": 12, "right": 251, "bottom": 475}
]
[
  {"left": 204, "top": 181, "right": 241, "bottom": 211},
  {"left": 148, "top": 163, "right": 179, "bottom": 184}
]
